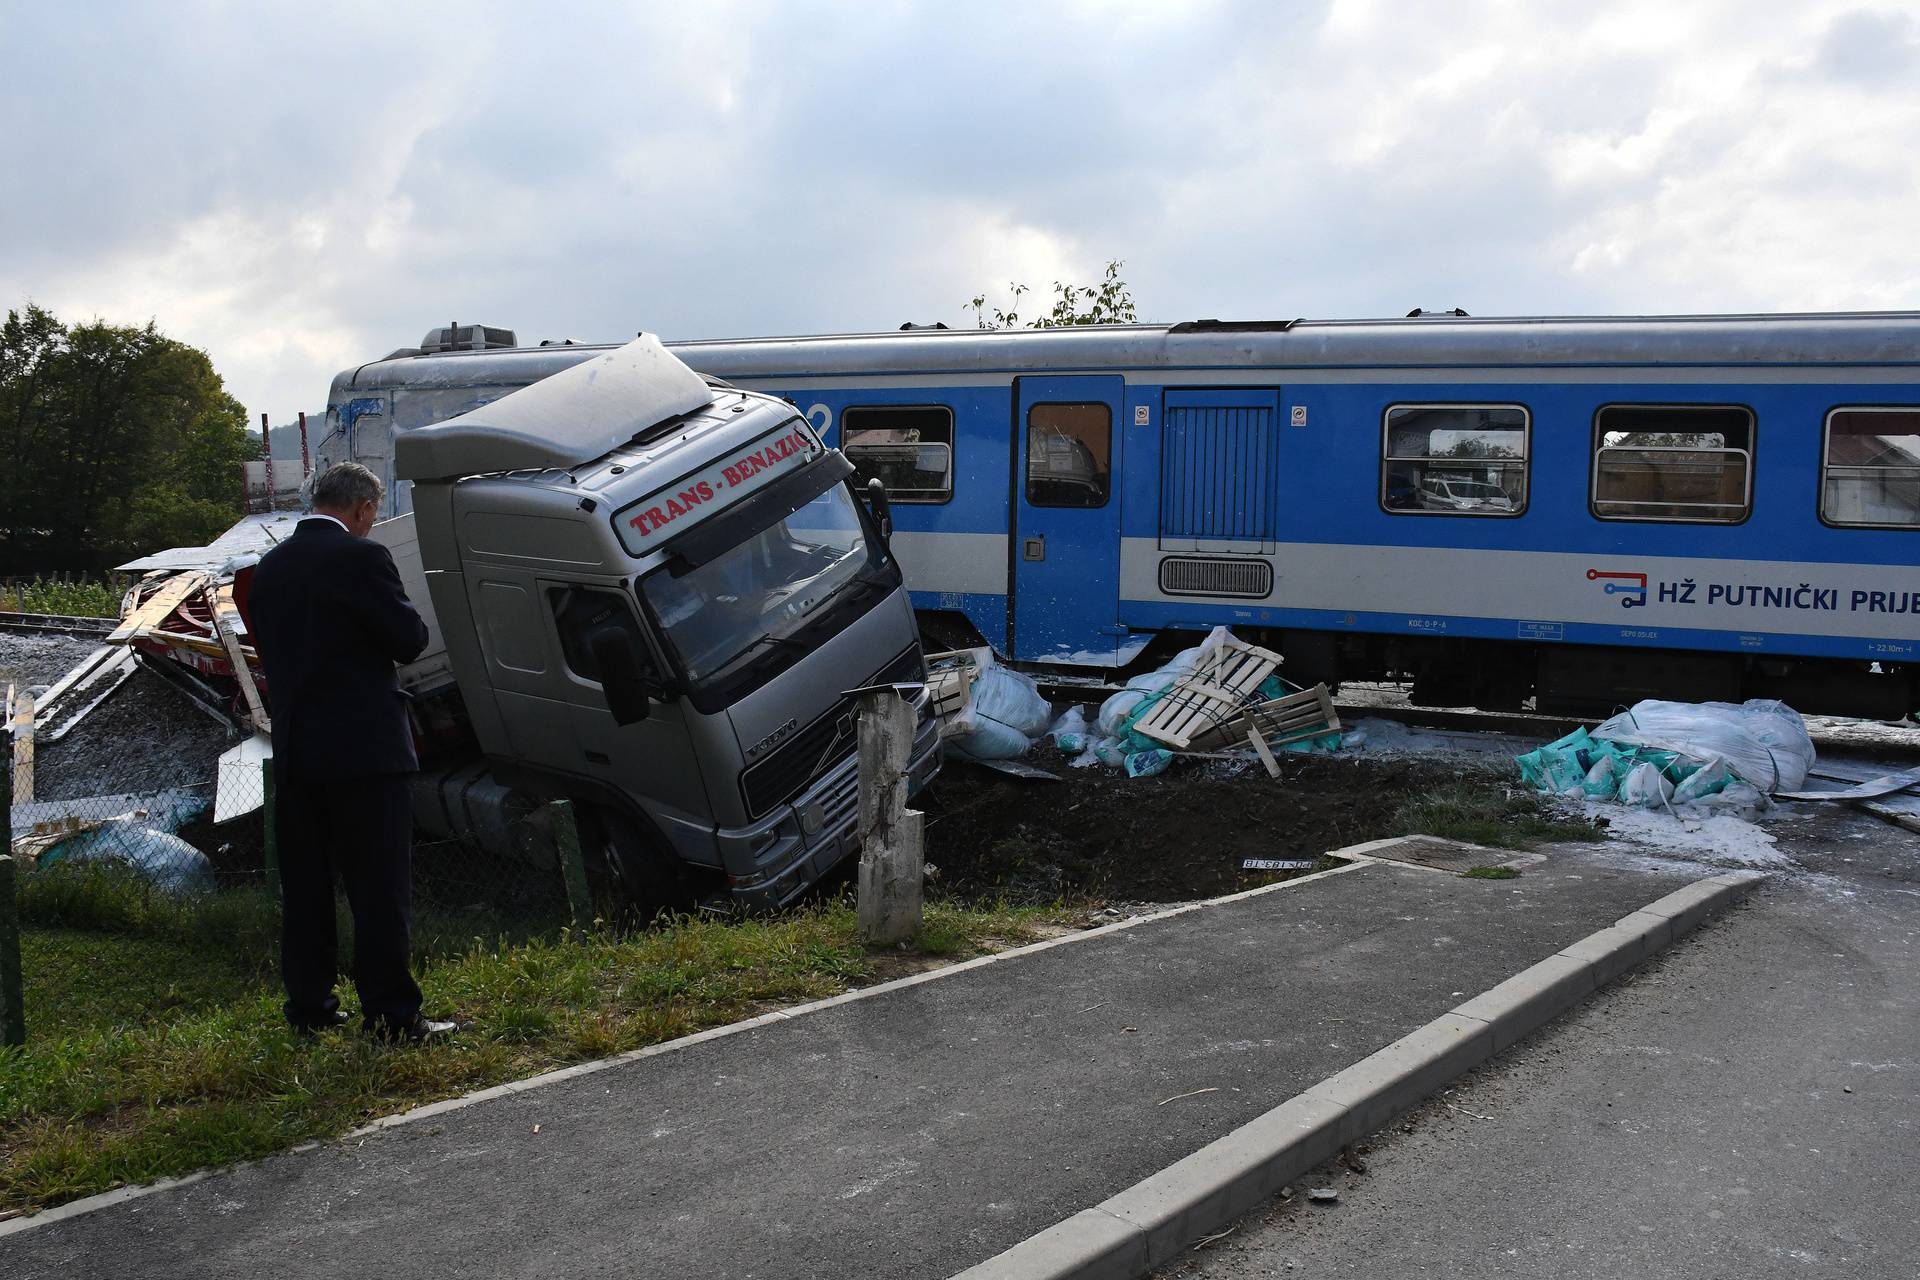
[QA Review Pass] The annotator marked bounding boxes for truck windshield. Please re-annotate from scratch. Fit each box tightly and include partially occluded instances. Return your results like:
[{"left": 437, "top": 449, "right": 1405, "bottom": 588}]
[{"left": 640, "top": 483, "right": 883, "bottom": 683}]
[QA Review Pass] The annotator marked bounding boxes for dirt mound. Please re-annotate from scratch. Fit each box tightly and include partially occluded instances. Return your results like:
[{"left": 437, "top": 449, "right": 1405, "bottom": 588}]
[{"left": 918, "top": 751, "right": 1510, "bottom": 905}]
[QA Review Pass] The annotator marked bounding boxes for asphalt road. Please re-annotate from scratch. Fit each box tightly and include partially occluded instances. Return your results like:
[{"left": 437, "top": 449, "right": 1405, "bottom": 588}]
[
  {"left": 0, "top": 857, "right": 1689, "bottom": 1280},
  {"left": 1166, "top": 805, "right": 1920, "bottom": 1279}
]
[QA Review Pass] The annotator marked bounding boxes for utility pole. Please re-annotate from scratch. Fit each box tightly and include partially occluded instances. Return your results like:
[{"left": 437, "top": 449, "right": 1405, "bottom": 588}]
[{"left": 260, "top": 412, "right": 275, "bottom": 511}]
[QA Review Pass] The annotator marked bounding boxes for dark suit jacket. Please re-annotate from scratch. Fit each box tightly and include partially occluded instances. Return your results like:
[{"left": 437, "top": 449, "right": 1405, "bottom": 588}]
[{"left": 248, "top": 518, "right": 431, "bottom": 781}]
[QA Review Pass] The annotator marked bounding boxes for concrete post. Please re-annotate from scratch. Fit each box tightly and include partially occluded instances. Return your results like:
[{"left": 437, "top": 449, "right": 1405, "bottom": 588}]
[{"left": 855, "top": 687, "right": 923, "bottom": 945}]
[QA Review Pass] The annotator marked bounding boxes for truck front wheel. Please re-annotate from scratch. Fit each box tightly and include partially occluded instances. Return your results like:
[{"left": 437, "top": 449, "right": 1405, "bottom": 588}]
[{"left": 577, "top": 806, "right": 693, "bottom": 924}]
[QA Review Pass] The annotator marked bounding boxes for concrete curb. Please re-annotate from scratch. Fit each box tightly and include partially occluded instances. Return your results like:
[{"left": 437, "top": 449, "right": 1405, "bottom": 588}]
[{"left": 950, "top": 870, "right": 1769, "bottom": 1280}]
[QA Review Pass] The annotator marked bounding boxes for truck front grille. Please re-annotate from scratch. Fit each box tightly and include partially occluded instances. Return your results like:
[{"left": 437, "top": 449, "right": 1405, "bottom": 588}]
[
  {"left": 738, "top": 645, "right": 922, "bottom": 819},
  {"left": 818, "top": 763, "right": 861, "bottom": 832}
]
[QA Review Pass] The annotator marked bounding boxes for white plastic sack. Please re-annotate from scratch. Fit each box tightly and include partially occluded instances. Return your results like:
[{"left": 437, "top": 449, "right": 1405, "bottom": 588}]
[
  {"left": 948, "top": 719, "right": 1035, "bottom": 762},
  {"left": 947, "top": 653, "right": 1052, "bottom": 761},
  {"left": 1692, "top": 780, "right": 1771, "bottom": 819},
  {"left": 969, "top": 663, "right": 1052, "bottom": 738},
  {"left": 1618, "top": 761, "right": 1674, "bottom": 809},
  {"left": 54, "top": 820, "right": 215, "bottom": 892},
  {"left": 1594, "top": 699, "right": 1815, "bottom": 793}
]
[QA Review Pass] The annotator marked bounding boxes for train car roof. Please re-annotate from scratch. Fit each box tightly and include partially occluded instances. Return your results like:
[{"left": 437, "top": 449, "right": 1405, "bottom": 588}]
[{"left": 336, "top": 311, "right": 1920, "bottom": 392}]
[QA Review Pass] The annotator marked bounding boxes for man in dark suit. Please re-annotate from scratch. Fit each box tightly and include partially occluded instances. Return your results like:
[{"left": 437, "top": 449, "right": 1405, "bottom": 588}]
[{"left": 248, "top": 462, "right": 454, "bottom": 1043}]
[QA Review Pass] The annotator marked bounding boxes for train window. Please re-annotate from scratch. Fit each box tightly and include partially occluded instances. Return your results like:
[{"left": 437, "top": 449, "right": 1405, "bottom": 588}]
[
  {"left": 841, "top": 405, "right": 954, "bottom": 504},
  {"left": 1592, "top": 405, "right": 1753, "bottom": 523},
  {"left": 1821, "top": 408, "right": 1920, "bottom": 529},
  {"left": 1026, "top": 403, "right": 1112, "bottom": 508},
  {"left": 1380, "top": 405, "right": 1529, "bottom": 516}
]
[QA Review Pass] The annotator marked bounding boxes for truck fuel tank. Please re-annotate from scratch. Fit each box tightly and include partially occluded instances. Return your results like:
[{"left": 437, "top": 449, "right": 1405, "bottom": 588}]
[{"left": 409, "top": 759, "right": 534, "bottom": 861}]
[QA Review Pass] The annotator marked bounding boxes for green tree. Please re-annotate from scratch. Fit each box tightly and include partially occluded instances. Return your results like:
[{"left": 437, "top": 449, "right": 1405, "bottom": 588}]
[
  {"left": 0, "top": 303, "right": 249, "bottom": 572},
  {"left": 967, "top": 260, "right": 1140, "bottom": 329}
]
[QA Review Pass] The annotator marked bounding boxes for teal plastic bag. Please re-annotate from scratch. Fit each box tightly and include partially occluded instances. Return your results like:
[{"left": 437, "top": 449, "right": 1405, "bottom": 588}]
[
  {"left": 1124, "top": 748, "right": 1173, "bottom": 778},
  {"left": 1516, "top": 728, "right": 1596, "bottom": 794}
]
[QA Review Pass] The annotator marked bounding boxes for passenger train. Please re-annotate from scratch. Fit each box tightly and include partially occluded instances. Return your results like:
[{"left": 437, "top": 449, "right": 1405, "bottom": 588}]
[{"left": 321, "top": 313, "right": 1920, "bottom": 719}]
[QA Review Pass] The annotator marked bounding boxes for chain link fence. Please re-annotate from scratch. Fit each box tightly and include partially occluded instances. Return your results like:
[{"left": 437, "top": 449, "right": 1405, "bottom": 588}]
[{"left": 3, "top": 725, "right": 596, "bottom": 1047}]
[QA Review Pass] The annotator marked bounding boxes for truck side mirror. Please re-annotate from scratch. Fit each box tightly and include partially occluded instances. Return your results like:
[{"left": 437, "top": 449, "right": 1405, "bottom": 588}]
[
  {"left": 589, "top": 629, "right": 653, "bottom": 726},
  {"left": 865, "top": 476, "right": 894, "bottom": 542}
]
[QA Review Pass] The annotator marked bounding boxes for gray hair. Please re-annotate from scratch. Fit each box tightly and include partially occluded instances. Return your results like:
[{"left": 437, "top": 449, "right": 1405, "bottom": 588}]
[{"left": 309, "top": 462, "right": 384, "bottom": 512}]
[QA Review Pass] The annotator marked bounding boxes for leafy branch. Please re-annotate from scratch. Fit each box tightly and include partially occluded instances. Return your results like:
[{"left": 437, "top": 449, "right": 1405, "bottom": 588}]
[{"left": 967, "top": 260, "right": 1139, "bottom": 329}]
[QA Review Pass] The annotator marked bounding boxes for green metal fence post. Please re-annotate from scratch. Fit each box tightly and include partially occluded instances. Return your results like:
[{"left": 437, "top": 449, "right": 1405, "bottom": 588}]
[
  {"left": 550, "top": 799, "right": 594, "bottom": 935},
  {"left": 261, "top": 760, "right": 280, "bottom": 901},
  {"left": 2, "top": 735, "right": 24, "bottom": 1047}
]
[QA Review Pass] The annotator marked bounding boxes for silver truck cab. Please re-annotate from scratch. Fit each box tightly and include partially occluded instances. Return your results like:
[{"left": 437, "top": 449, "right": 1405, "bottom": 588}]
[{"left": 392, "top": 336, "right": 940, "bottom": 910}]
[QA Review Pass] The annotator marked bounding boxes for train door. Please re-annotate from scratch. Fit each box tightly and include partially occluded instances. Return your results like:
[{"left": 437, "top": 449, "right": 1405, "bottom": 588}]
[{"left": 1012, "top": 375, "right": 1125, "bottom": 663}]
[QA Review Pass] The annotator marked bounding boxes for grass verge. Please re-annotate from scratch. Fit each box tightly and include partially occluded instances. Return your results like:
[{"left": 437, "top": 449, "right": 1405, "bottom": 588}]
[
  {"left": 1392, "top": 779, "right": 1598, "bottom": 850},
  {"left": 0, "top": 897, "right": 1070, "bottom": 1217}
]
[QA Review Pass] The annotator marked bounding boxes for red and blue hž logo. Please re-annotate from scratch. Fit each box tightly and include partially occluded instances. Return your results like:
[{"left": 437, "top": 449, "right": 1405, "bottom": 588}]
[{"left": 1586, "top": 568, "right": 1647, "bottom": 608}]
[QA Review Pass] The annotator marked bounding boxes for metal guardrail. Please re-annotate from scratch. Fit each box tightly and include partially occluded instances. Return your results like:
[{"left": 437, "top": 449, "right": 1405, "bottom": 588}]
[{"left": 0, "top": 612, "right": 118, "bottom": 639}]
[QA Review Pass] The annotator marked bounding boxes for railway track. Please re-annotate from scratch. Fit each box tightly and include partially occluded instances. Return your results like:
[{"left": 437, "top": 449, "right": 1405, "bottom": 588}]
[{"left": 0, "top": 610, "right": 118, "bottom": 639}]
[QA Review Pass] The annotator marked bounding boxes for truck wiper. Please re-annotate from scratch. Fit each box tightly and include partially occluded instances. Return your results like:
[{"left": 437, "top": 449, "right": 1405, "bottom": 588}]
[{"left": 739, "top": 631, "right": 808, "bottom": 658}]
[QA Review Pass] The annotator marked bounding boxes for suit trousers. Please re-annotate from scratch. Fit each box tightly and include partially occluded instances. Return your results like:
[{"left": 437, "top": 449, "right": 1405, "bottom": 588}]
[{"left": 276, "top": 771, "right": 423, "bottom": 1030}]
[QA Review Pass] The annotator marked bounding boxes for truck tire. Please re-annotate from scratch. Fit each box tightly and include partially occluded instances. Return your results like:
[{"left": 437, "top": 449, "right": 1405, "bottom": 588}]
[{"left": 578, "top": 805, "right": 694, "bottom": 923}]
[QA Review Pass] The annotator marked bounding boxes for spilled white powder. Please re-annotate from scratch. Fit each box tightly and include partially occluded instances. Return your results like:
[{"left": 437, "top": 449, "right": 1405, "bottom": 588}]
[{"left": 1586, "top": 804, "right": 1791, "bottom": 867}]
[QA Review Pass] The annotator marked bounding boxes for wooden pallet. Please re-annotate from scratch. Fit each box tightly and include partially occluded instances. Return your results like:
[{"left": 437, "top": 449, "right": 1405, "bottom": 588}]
[{"left": 1131, "top": 634, "right": 1282, "bottom": 751}]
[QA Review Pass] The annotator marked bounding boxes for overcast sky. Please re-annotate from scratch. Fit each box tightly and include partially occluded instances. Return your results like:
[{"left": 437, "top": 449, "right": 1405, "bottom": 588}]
[{"left": 3, "top": 0, "right": 1917, "bottom": 418}]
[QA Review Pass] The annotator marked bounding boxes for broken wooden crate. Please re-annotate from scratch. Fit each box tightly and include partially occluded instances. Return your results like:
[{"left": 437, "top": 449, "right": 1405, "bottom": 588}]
[
  {"left": 1190, "top": 683, "right": 1340, "bottom": 753},
  {"left": 1130, "top": 633, "right": 1284, "bottom": 751},
  {"left": 106, "top": 568, "right": 270, "bottom": 736},
  {"left": 1227, "top": 685, "right": 1342, "bottom": 776}
]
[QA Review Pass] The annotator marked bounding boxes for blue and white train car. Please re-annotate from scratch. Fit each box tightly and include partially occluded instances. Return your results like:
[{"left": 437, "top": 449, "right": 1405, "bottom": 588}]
[{"left": 320, "top": 314, "right": 1920, "bottom": 718}]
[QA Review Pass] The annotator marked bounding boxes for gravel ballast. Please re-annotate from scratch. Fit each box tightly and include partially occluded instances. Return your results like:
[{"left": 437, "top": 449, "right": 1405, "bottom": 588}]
[
  {"left": 0, "top": 633, "right": 102, "bottom": 694},
  {"left": 27, "top": 665, "right": 236, "bottom": 802}
]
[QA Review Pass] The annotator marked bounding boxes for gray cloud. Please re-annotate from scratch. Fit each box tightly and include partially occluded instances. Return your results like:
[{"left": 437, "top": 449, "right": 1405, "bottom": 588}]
[
  {"left": 1814, "top": 7, "right": 1920, "bottom": 80},
  {"left": 2, "top": 0, "right": 1916, "bottom": 417}
]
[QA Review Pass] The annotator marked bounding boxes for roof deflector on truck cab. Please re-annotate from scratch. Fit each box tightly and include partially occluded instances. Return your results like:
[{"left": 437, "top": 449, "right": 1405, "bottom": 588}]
[{"left": 393, "top": 334, "right": 714, "bottom": 482}]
